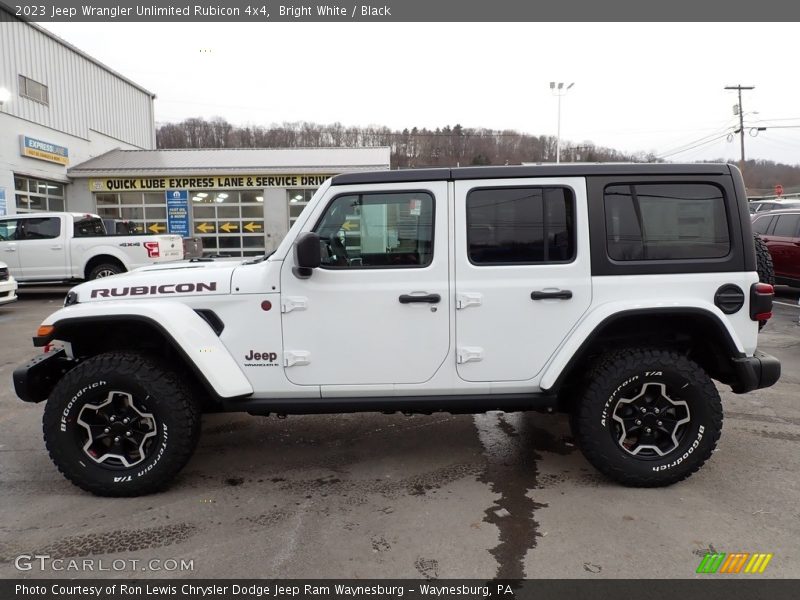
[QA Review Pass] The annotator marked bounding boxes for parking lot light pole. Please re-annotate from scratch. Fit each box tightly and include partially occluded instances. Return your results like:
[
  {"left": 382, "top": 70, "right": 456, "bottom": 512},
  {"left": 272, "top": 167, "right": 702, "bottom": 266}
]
[{"left": 550, "top": 82, "right": 574, "bottom": 163}]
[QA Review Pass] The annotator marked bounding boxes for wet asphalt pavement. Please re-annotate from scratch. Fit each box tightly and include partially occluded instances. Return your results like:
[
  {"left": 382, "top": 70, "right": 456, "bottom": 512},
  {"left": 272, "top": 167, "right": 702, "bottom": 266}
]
[{"left": 0, "top": 287, "right": 798, "bottom": 579}]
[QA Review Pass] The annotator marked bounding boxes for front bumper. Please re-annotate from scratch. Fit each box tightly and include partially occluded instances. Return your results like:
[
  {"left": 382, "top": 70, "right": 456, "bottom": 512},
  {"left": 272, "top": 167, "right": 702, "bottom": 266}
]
[
  {"left": 731, "top": 350, "right": 781, "bottom": 394},
  {"left": 13, "top": 348, "right": 75, "bottom": 403},
  {"left": 0, "top": 278, "right": 17, "bottom": 305}
]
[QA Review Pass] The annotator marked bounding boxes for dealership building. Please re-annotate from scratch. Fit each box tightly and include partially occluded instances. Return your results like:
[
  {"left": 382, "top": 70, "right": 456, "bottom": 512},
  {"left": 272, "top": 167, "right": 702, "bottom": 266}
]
[
  {"left": 0, "top": 13, "right": 390, "bottom": 257},
  {"left": 66, "top": 147, "right": 391, "bottom": 256}
]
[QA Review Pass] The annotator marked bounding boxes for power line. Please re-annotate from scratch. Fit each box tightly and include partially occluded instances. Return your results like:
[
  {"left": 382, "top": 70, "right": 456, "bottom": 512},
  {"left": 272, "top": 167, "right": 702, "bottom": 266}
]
[{"left": 657, "top": 132, "right": 733, "bottom": 160}]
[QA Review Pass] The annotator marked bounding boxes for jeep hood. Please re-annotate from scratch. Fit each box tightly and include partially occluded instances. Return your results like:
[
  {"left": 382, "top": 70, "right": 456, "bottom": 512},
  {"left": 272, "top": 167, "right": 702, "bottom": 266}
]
[{"left": 71, "top": 260, "right": 240, "bottom": 303}]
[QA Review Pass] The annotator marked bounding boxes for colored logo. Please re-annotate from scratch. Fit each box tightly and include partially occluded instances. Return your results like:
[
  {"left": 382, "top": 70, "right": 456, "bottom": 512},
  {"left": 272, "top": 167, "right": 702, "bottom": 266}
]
[
  {"left": 20, "top": 135, "right": 69, "bottom": 165},
  {"left": 696, "top": 552, "right": 773, "bottom": 574}
]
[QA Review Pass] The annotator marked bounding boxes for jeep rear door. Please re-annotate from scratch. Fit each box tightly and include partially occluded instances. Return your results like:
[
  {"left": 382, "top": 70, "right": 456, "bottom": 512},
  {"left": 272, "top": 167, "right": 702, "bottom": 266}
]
[
  {"left": 279, "top": 181, "right": 450, "bottom": 387},
  {"left": 453, "top": 177, "right": 591, "bottom": 383}
]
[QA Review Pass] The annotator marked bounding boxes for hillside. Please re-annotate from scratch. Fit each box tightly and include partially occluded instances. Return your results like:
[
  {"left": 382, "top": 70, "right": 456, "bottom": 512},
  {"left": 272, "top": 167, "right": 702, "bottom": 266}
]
[{"left": 156, "top": 117, "right": 800, "bottom": 194}]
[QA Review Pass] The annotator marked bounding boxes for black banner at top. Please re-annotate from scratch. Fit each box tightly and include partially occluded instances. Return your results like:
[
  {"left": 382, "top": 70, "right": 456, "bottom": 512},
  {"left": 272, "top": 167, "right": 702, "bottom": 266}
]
[{"left": 2, "top": 0, "right": 800, "bottom": 22}]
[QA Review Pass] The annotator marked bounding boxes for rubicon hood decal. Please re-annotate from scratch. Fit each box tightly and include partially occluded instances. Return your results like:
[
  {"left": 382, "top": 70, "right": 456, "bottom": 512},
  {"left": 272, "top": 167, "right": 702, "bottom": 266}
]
[{"left": 90, "top": 282, "right": 218, "bottom": 298}]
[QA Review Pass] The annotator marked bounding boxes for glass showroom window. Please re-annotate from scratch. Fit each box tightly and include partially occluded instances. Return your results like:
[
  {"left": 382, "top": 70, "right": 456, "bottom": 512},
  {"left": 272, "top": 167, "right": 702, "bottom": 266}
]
[
  {"left": 14, "top": 176, "right": 65, "bottom": 212},
  {"left": 191, "top": 190, "right": 266, "bottom": 257},
  {"left": 287, "top": 188, "right": 315, "bottom": 227},
  {"left": 95, "top": 192, "right": 167, "bottom": 234}
]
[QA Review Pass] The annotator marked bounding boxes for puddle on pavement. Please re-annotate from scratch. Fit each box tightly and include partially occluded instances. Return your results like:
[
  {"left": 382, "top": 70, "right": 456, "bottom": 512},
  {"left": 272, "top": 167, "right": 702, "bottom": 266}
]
[{"left": 474, "top": 411, "right": 575, "bottom": 579}]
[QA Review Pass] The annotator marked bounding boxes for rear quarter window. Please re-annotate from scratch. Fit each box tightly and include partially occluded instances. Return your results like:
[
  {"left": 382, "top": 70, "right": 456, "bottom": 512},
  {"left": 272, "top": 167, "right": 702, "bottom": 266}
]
[{"left": 604, "top": 183, "right": 729, "bottom": 261}]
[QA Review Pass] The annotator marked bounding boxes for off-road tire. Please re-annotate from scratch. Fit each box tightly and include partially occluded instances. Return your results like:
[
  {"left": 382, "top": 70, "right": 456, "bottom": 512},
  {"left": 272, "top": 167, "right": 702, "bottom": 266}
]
[
  {"left": 754, "top": 233, "right": 774, "bottom": 286},
  {"left": 88, "top": 262, "right": 123, "bottom": 280},
  {"left": 754, "top": 234, "right": 775, "bottom": 330},
  {"left": 42, "top": 352, "right": 200, "bottom": 496},
  {"left": 573, "top": 348, "right": 722, "bottom": 487}
]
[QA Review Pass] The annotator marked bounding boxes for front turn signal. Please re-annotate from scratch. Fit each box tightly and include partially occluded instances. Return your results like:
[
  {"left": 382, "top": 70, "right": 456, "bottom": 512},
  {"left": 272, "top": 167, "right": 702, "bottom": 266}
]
[{"left": 37, "top": 325, "right": 54, "bottom": 337}]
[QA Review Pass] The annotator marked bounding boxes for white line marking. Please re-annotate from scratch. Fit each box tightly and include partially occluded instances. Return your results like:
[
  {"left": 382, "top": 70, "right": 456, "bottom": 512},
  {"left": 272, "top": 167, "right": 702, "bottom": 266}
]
[{"left": 773, "top": 301, "right": 800, "bottom": 308}]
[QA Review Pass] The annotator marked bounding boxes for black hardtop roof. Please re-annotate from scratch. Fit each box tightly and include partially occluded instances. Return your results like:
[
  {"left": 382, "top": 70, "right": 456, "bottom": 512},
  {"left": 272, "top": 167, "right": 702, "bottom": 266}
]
[{"left": 330, "top": 163, "right": 734, "bottom": 186}]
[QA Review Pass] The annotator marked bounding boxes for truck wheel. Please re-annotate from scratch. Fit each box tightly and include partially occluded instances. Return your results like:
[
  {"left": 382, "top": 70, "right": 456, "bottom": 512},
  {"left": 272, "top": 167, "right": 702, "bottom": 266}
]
[
  {"left": 572, "top": 348, "right": 722, "bottom": 487},
  {"left": 42, "top": 352, "right": 200, "bottom": 496},
  {"left": 754, "top": 234, "right": 775, "bottom": 331},
  {"left": 88, "top": 263, "right": 123, "bottom": 279}
]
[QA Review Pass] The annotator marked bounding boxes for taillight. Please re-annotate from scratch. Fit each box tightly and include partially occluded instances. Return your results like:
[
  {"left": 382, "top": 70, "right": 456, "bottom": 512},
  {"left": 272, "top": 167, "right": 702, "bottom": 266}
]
[
  {"left": 750, "top": 282, "right": 774, "bottom": 322},
  {"left": 144, "top": 241, "right": 160, "bottom": 258}
]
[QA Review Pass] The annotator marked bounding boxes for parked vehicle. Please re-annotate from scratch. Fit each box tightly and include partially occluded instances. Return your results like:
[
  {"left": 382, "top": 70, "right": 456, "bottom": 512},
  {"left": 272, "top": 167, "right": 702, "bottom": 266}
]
[
  {"left": 14, "top": 164, "right": 780, "bottom": 496},
  {"left": 102, "top": 217, "right": 204, "bottom": 259},
  {"left": 752, "top": 208, "right": 800, "bottom": 287},
  {"left": 748, "top": 199, "right": 800, "bottom": 214},
  {"left": 0, "top": 260, "right": 18, "bottom": 306},
  {"left": 0, "top": 212, "right": 183, "bottom": 283}
]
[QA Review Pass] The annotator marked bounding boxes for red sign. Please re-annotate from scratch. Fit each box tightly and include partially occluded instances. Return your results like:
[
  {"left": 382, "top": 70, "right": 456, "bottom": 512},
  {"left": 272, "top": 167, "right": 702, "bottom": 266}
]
[{"left": 775, "top": 184, "right": 784, "bottom": 197}]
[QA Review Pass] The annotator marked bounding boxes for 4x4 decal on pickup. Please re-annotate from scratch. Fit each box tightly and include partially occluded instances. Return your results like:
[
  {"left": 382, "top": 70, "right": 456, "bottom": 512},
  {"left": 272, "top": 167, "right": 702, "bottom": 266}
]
[{"left": 90, "top": 282, "right": 217, "bottom": 298}]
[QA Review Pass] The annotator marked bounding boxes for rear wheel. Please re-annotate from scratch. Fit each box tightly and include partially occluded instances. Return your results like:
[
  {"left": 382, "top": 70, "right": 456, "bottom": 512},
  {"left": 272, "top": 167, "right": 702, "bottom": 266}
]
[
  {"left": 572, "top": 348, "right": 722, "bottom": 487},
  {"left": 42, "top": 352, "right": 200, "bottom": 496}
]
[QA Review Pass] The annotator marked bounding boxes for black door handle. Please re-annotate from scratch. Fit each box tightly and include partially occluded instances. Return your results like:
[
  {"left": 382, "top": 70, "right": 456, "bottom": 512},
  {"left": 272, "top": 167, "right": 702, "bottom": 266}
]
[
  {"left": 531, "top": 290, "right": 573, "bottom": 300},
  {"left": 399, "top": 293, "right": 441, "bottom": 304}
]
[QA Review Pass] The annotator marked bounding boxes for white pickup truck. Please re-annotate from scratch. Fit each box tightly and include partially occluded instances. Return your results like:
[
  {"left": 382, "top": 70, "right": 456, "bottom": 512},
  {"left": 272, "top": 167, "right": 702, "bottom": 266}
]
[{"left": 0, "top": 212, "right": 183, "bottom": 282}]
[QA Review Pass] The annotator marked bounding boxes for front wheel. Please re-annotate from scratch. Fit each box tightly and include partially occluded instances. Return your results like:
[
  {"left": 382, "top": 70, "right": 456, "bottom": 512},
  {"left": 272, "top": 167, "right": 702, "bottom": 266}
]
[
  {"left": 572, "top": 348, "right": 722, "bottom": 487},
  {"left": 42, "top": 352, "right": 200, "bottom": 496}
]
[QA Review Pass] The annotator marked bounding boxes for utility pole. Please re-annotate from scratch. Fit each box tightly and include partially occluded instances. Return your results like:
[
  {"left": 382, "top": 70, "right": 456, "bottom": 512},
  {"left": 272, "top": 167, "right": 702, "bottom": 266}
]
[{"left": 724, "top": 85, "right": 754, "bottom": 175}]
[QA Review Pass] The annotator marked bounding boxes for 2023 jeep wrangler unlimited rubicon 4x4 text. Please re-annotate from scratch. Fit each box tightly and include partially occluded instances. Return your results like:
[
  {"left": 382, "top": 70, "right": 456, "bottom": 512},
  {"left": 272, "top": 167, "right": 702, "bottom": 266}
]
[{"left": 14, "top": 163, "right": 780, "bottom": 496}]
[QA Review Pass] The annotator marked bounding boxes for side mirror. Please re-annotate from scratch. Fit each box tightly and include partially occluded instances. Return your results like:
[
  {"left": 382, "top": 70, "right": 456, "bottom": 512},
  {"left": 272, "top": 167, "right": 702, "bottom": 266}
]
[{"left": 293, "top": 232, "right": 321, "bottom": 278}]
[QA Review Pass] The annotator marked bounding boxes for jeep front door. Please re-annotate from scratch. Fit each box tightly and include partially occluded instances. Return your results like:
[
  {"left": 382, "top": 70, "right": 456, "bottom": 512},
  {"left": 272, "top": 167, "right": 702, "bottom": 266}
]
[
  {"left": 454, "top": 177, "right": 591, "bottom": 383},
  {"left": 280, "top": 183, "right": 450, "bottom": 387}
]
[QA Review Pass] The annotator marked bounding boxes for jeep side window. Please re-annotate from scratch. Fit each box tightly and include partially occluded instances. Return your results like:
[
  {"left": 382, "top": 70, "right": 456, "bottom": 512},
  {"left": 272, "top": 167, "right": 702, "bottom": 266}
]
[
  {"left": 466, "top": 187, "right": 575, "bottom": 265},
  {"left": 604, "top": 183, "right": 729, "bottom": 261},
  {"left": 314, "top": 192, "right": 434, "bottom": 268}
]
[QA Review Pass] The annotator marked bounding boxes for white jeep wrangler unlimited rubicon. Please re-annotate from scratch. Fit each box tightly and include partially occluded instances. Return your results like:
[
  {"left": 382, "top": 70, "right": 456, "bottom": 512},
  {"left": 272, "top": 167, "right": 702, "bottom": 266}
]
[{"left": 14, "top": 164, "right": 780, "bottom": 496}]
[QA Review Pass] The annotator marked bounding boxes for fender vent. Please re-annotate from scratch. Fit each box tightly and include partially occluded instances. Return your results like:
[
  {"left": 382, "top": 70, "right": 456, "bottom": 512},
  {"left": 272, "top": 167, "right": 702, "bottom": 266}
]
[
  {"left": 714, "top": 284, "right": 745, "bottom": 315},
  {"left": 195, "top": 309, "right": 225, "bottom": 335}
]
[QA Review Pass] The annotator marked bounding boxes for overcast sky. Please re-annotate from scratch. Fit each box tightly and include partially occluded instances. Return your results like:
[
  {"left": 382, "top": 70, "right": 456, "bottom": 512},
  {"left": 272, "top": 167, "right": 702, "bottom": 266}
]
[{"left": 40, "top": 22, "right": 800, "bottom": 166}]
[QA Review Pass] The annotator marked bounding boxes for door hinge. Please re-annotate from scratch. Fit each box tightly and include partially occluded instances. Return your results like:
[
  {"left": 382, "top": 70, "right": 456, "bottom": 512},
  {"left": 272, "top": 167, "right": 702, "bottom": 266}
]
[
  {"left": 281, "top": 296, "right": 308, "bottom": 313},
  {"left": 456, "top": 292, "right": 482, "bottom": 310},
  {"left": 457, "top": 346, "right": 484, "bottom": 364},
  {"left": 284, "top": 351, "right": 311, "bottom": 367}
]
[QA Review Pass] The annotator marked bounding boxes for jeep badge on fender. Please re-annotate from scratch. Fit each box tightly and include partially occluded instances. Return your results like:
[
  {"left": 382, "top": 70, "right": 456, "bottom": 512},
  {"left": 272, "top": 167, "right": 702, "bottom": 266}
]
[{"left": 13, "top": 164, "right": 780, "bottom": 496}]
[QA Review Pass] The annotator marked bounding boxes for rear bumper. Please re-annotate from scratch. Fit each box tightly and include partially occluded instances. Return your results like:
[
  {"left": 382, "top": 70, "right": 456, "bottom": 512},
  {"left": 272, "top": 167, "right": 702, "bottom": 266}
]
[
  {"left": 730, "top": 350, "right": 781, "bottom": 393},
  {"left": 13, "top": 348, "right": 74, "bottom": 403}
]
